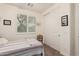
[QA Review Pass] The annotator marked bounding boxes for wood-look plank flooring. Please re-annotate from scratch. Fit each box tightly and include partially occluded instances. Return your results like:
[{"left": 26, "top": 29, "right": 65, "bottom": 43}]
[{"left": 44, "top": 44, "right": 63, "bottom": 56}]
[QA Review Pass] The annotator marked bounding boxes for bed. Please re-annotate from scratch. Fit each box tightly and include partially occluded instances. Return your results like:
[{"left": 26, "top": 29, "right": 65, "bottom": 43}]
[{"left": 0, "top": 38, "right": 43, "bottom": 56}]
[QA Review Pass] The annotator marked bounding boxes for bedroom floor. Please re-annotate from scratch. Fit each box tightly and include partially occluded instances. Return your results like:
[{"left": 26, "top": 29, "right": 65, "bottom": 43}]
[{"left": 44, "top": 44, "right": 63, "bottom": 56}]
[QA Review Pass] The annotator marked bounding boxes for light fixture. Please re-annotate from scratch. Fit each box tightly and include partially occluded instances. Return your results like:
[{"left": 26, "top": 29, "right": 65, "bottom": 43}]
[{"left": 27, "top": 3, "right": 34, "bottom": 7}]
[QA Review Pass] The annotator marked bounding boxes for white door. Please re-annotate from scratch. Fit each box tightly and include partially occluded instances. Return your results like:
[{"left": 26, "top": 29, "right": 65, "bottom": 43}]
[{"left": 43, "top": 12, "right": 61, "bottom": 51}]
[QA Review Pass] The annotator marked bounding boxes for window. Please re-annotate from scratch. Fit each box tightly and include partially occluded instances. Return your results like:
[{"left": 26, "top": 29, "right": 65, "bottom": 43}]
[
  {"left": 17, "top": 14, "right": 36, "bottom": 33},
  {"left": 28, "top": 16, "right": 36, "bottom": 32}
]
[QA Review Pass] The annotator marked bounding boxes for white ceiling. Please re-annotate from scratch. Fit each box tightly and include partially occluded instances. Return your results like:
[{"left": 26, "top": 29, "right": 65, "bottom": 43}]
[{"left": 6, "top": 3, "right": 54, "bottom": 13}]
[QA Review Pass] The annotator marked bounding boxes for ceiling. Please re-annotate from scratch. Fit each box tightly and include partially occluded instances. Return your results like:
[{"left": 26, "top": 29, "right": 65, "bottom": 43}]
[{"left": 6, "top": 3, "right": 54, "bottom": 13}]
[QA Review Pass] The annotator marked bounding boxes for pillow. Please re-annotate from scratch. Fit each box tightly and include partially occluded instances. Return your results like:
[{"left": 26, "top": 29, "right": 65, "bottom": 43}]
[{"left": 0, "top": 38, "right": 8, "bottom": 45}]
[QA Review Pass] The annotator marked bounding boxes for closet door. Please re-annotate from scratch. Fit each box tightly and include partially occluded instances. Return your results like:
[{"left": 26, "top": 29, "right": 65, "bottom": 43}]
[{"left": 43, "top": 12, "right": 61, "bottom": 51}]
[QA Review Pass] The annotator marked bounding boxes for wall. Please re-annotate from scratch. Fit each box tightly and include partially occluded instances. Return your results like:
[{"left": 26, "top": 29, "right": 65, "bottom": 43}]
[
  {"left": 0, "top": 4, "right": 43, "bottom": 41},
  {"left": 75, "top": 4, "right": 79, "bottom": 56},
  {"left": 43, "top": 4, "right": 71, "bottom": 55},
  {"left": 70, "top": 4, "right": 75, "bottom": 56}
]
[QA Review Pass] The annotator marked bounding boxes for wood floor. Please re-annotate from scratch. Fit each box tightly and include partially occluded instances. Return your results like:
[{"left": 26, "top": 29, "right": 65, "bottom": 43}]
[{"left": 44, "top": 44, "right": 63, "bottom": 56}]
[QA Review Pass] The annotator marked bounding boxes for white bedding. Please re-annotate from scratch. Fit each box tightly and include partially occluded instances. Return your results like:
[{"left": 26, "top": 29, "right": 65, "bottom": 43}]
[{"left": 0, "top": 39, "right": 43, "bottom": 56}]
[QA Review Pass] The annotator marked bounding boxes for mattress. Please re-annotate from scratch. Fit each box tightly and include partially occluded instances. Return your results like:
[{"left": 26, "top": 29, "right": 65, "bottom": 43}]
[{"left": 0, "top": 39, "right": 43, "bottom": 56}]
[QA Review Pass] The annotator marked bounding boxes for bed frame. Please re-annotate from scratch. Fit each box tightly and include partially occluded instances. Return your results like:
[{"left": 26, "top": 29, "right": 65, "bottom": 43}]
[{"left": 3, "top": 46, "right": 43, "bottom": 56}]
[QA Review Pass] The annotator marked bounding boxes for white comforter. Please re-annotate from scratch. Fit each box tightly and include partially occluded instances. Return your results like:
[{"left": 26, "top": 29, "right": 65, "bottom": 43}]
[{"left": 0, "top": 39, "right": 42, "bottom": 55}]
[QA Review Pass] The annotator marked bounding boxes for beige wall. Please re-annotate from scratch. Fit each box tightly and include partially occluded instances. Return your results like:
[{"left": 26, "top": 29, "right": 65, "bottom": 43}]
[
  {"left": 43, "top": 3, "right": 71, "bottom": 56},
  {"left": 0, "top": 4, "right": 43, "bottom": 41},
  {"left": 75, "top": 4, "right": 79, "bottom": 56}
]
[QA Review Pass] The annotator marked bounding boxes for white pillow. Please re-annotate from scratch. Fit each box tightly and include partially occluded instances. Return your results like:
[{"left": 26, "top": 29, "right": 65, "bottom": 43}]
[{"left": 0, "top": 38, "right": 8, "bottom": 45}]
